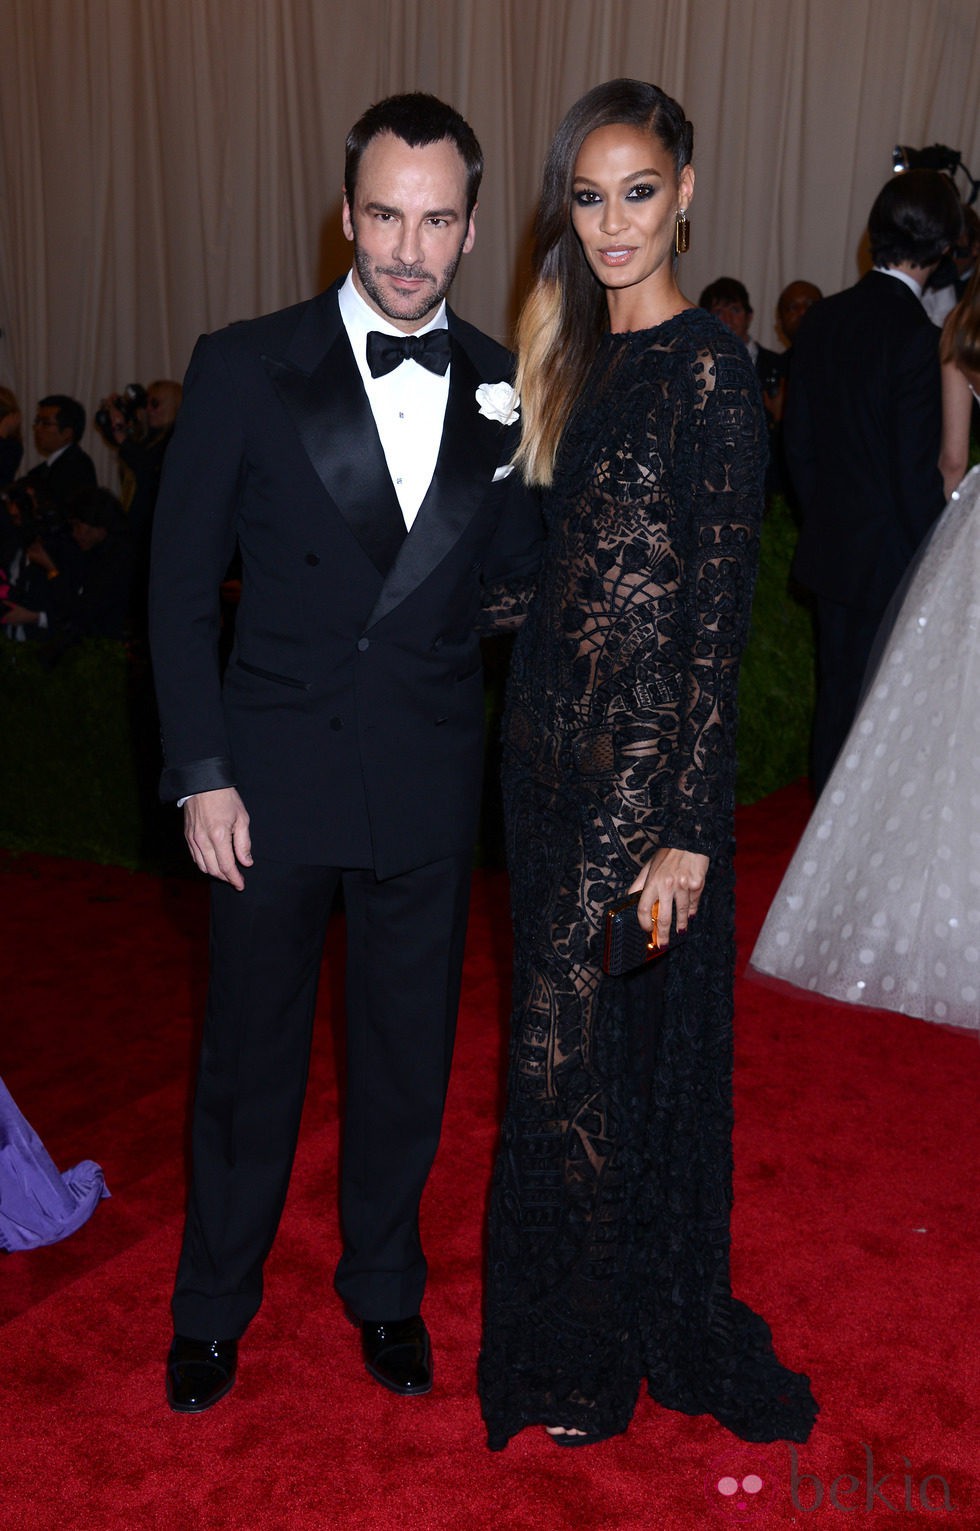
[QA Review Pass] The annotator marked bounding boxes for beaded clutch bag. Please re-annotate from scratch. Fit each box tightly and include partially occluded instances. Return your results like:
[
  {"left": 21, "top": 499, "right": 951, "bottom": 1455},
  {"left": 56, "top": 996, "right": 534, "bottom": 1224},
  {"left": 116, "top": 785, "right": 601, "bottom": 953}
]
[{"left": 602, "top": 892, "right": 690, "bottom": 976}]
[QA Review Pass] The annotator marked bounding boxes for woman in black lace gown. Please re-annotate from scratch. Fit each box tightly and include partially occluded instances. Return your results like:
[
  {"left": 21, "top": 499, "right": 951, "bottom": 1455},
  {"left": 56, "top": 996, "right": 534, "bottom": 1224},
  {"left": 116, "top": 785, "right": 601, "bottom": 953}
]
[{"left": 478, "top": 80, "right": 817, "bottom": 1450}]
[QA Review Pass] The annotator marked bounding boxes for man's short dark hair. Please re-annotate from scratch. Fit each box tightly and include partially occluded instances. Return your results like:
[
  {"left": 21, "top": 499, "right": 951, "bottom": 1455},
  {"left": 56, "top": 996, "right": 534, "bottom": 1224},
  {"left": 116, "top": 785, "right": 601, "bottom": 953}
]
[
  {"left": 344, "top": 93, "right": 484, "bottom": 217},
  {"left": 699, "top": 276, "right": 752, "bottom": 313},
  {"left": 38, "top": 394, "right": 86, "bottom": 441},
  {"left": 868, "top": 170, "right": 963, "bottom": 268}
]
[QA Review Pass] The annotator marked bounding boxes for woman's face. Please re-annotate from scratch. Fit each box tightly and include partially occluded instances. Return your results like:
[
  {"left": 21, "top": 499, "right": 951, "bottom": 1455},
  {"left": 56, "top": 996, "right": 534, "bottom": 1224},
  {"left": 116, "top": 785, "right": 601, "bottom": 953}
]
[{"left": 570, "top": 123, "right": 693, "bottom": 298}]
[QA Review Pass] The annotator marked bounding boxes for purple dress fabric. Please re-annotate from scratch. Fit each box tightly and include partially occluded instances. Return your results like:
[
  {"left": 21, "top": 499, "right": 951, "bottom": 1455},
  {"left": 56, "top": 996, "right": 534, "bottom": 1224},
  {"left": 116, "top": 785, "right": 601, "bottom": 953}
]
[{"left": 0, "top": 1077, "right": 109, "bottom": 1252}]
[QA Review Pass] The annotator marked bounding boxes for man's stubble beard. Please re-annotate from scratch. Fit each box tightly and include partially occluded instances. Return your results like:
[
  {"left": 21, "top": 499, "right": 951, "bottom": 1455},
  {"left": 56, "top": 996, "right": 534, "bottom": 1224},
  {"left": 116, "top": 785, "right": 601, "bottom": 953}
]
[{"left": 353, "top": 238, "right": 467, "bottom": 324}]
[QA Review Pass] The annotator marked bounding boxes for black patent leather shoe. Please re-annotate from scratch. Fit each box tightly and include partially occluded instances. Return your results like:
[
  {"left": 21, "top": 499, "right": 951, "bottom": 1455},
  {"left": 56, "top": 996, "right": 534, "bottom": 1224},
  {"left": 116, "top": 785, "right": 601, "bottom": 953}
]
[
  {"left": 166, "top": 1334, "right": 238, "bottom": 1413},
  {"left": 359, "top": 1314, "right": 432, "bottom": 1395}
]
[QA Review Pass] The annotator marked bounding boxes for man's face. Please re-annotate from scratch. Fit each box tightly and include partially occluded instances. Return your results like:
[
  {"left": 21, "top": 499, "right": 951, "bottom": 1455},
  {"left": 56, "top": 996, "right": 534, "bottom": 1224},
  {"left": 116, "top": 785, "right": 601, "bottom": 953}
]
[
  {"left": 777, "top": 281, "right": 821, "bottom": 345},
  {"left": 70, "top": 518, "right": 107, "bottom": 551},
  {"left": 33, "top": 405, "right": 71, "bottom": 457},
  {"left": 342, "top": 132, "right": 476, "bottom": 333},
  {"left": 710, "top": 299, "right": 751, "bottom": 341},
  {"left": 146, "top": 384, "right": 180, "bottom": 432}
]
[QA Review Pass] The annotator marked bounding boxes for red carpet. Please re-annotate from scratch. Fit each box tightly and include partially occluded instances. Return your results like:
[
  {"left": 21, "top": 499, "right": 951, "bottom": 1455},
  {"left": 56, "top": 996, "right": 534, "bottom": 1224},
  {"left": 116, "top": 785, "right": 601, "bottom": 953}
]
[{"left": 1, "top": 783, "right": 977, "bottom": 1530}]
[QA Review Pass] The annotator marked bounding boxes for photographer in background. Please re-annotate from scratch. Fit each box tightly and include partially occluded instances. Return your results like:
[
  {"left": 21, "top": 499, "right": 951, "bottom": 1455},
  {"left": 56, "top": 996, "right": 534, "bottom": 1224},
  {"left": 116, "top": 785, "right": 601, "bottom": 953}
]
[
  {"left": 2, "top": 486, "right": 132, "bottom": 646},
  {"left": 0, "top": 479, "right": 69, "bottom": 641},
  {"left": 97, "top": 380, "right": 182, "bottom": 627},
  {"left": 97, "top": 379, "right": 182, "bottom": 535},
  {"left": 25, "top": 396, "right": 97, "bottom": 509}
]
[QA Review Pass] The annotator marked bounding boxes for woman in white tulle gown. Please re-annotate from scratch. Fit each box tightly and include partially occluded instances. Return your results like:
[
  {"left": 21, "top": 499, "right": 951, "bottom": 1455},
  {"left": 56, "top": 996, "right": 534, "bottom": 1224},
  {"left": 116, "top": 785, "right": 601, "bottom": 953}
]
[{"left": 750, "top": 270, "right": 980, "bottom": 1032}]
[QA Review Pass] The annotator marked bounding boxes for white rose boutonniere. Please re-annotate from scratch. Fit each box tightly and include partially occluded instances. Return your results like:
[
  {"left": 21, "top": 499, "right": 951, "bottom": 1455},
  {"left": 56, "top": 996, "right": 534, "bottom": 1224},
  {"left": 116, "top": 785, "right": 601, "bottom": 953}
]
[{"left": 476, "top": 381, "right": 520, "bottom": 426}]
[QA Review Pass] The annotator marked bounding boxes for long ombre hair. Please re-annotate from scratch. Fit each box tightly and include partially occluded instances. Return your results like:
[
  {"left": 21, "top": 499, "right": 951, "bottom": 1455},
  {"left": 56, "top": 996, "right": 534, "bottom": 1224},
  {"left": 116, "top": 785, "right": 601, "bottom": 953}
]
[
  {"left": 513, "top": 79, "right": 693, "bottom": 487},
  {"left": 940, "top": 262, "right": 980, "bottom": 377}
]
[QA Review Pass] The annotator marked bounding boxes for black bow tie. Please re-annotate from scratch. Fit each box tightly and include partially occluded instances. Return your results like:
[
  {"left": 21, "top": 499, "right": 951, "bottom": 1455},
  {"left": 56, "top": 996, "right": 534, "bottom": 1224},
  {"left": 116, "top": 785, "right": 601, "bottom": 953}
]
[{"left": 366, "top": 328, "right": 451, "bottom": 379}]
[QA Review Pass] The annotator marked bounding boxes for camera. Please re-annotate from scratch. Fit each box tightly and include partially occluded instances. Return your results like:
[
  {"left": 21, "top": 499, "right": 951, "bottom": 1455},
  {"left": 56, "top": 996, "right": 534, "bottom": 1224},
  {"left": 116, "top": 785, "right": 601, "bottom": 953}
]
[{"left": 95, "top": 383, "right": 148, "bottom": 441}]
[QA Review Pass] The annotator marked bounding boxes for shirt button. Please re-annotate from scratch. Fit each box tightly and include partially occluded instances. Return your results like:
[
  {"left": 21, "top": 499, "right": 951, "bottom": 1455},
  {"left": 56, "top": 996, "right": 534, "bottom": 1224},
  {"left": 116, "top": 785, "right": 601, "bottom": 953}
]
[
  {"left": 305, "top": 552, "right": 320, "bottom": 566},
  {"left": 357, "top": 637, "right": 370, "bottom": 652},
  {"left": 330, "top": 717, "right": 343, "bottom": 731}
]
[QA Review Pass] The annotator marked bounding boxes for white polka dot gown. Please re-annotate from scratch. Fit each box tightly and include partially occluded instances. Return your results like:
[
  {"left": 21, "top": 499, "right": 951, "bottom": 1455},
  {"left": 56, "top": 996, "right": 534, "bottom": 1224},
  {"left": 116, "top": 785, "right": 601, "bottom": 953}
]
[{"left": 750, "top": 465, "right": 980, "bottom": 1031}]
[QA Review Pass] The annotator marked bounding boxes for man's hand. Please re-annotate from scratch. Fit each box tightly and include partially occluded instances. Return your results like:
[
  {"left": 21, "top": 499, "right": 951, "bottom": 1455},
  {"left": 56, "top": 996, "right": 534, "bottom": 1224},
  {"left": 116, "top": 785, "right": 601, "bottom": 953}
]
[
  {"left": 1, "top": 602, "right": 39, "bottom": 626},
  {"left": 184, "top": 787, "right": 253, "bottom": 889},
  {"left": 25, "top": 539, "right": 57, "bottom": 573}
]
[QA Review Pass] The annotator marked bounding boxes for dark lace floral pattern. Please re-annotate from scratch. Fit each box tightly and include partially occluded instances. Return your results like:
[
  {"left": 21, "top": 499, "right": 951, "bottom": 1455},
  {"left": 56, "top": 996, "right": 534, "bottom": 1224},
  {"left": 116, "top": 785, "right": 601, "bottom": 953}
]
[{"left": 478, "top": 310, "right": 818, "bottom": 1450}]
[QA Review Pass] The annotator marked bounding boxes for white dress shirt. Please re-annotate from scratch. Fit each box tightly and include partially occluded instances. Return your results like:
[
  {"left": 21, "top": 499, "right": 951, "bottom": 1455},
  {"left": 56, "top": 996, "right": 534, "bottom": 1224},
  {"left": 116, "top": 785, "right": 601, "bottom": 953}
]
[
  {"left": 874, "top": 265, "right": 924, "bottom": 299},
  {"left": 338, "top": 272, "right": 450, "bottom": 531}
]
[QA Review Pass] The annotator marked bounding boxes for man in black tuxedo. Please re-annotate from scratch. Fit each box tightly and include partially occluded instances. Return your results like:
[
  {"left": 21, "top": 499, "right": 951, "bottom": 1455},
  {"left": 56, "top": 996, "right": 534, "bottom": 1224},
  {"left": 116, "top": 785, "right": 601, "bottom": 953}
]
[
  {"left": 150, "top": 94, "right": 541, "bottom": 1414},
  {"left": 698, "top": 276, "right": 786, "bottom": 398},
  {"left": 785, "top": 169, "right": 962, "bottom": 793},
  {"left": 699, "top": 276, "right": 786, "bottom": 491},
  {"left": 26, "top": 396, "right": 97, "bottom": 508}
]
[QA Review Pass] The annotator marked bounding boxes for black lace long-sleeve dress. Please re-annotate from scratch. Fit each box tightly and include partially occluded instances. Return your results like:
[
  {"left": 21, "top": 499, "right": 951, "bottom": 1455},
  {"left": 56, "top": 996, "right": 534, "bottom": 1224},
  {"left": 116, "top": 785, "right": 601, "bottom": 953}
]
[{"left": 478, "top": 310, "right": 818, "bottom": 1450}]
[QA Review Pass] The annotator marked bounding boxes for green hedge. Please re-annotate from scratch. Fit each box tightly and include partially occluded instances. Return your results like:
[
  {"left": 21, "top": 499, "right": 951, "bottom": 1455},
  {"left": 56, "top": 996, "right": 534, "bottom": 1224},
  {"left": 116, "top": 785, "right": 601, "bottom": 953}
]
[
  {"left": 0, "top": 503, "right": 815, "bottom": 866},
  {"left": 0, "top": 640, "right": 172, "bottom": 868},
  {"left": 736, "top": 492, "right": 814, "bottom": 802}
]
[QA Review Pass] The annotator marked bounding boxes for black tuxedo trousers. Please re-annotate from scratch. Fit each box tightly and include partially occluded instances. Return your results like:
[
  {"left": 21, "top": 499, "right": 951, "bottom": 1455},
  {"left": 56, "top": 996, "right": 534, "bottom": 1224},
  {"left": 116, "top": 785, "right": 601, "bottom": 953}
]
[{"left": 172, "top": 850, "right": 472, "bottom": 1338}]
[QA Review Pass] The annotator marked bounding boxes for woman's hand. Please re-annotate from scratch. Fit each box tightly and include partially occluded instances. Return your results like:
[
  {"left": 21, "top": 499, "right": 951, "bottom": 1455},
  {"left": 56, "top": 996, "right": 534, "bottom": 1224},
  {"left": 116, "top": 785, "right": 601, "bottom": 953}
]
[{"left": 628, "top": 847, "right": 710, "bottom": 943}]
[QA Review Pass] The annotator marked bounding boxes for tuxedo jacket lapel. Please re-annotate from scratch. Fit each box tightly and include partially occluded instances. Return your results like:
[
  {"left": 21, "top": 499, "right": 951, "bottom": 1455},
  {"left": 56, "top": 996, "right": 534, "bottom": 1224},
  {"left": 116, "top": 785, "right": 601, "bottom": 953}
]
[
  {"left": 366, "top": 334, "right": 506, "bottom": 629},
  {"left": 261, "top": 289, "right": 512, "bottom": 612},
  {"left": 262, "top": 292, "right": 406, "bottom": 576}
]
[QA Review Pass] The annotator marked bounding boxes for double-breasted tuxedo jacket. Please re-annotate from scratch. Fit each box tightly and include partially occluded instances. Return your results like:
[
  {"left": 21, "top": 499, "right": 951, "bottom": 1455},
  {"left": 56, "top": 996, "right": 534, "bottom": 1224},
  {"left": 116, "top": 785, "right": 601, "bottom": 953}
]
[{"left": 150, "top": 281, "right": 541, "bottom": 875}]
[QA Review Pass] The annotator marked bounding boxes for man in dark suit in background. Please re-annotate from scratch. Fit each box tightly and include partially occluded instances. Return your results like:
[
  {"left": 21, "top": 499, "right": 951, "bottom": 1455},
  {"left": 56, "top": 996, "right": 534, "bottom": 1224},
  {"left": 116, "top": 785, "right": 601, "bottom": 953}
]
[
  {"left": 785, "top": 169, "right": 962, "bottom": 792},
  {"left": 150, "top": 93, "right": 541, "bottom": 1414},
  {"left": 27, "top": 395, "right": 97, "bottom": 509},
  {"left": 775, "top": 280, "right": 823, "bottom": 351},
  {"left": 699, "top": 276, "right": 786, "bottom": 490},
  {"left": 699, "top": 276, "right": 786, "bottom": 399}
]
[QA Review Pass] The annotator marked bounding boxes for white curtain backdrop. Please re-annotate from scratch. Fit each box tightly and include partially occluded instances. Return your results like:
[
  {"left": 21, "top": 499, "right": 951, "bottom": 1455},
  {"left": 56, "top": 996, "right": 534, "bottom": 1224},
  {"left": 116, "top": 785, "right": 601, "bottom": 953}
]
[{"left": 1, "top": 0, "right": 978, "bottom": 480}]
